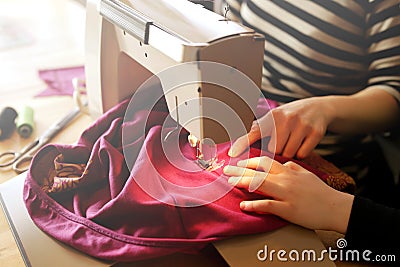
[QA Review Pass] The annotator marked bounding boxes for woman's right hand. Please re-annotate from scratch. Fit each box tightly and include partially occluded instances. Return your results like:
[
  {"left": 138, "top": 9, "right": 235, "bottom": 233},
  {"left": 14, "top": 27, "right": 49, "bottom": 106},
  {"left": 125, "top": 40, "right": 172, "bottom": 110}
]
[{"left": 228, "top": 96, "right": 334, "bottom": 159}]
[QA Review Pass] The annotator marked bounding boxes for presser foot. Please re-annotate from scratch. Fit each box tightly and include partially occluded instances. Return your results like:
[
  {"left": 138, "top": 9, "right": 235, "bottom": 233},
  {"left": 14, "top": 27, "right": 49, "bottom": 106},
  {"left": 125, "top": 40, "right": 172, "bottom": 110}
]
[
  {"left": 188, "top": 134, "right": 225, "bottom": 172},
  {"left": 197, "top": 157, "right": 225, "bottom": 172}
]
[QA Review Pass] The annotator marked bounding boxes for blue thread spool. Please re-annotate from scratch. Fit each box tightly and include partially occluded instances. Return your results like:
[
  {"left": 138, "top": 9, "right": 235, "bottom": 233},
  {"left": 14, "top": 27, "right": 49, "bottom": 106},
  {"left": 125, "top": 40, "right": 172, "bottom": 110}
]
[{"left": 0, "top": 107, "right": 17, "bottom": 140}]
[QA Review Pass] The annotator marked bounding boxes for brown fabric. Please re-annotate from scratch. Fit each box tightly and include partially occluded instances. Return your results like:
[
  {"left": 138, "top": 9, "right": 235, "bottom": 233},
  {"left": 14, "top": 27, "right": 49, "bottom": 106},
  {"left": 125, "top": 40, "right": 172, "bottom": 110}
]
[{"left": 301, "top": 152, "right": 356, "bottom": 193}]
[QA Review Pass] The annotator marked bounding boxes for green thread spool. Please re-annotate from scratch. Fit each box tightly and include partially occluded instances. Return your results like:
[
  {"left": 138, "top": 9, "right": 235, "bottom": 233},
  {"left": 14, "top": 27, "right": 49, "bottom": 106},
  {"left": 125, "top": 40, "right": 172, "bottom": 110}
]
[{"left": 16, "top": 106, "right": 35, "bottom": 138}]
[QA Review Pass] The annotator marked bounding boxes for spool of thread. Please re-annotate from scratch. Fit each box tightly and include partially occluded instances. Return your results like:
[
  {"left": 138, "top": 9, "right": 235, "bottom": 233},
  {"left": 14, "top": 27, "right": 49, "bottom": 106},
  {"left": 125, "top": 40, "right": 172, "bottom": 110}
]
[
  {"left": 16, "top": 106, "right": 35, "bottom": 138},
  {"left": 0, "top": 107, "right": 18, "bottom": 140}
]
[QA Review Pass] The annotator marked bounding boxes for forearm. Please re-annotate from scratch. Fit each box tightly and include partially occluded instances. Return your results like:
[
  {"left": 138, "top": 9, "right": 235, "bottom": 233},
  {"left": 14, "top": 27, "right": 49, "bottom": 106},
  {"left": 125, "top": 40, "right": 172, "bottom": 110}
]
[
  {"left": 327, "top": 191, "right": 354, "bottom": 234},
  {"left": 323, "top": 87, "right": 400, "bottom": 134}
]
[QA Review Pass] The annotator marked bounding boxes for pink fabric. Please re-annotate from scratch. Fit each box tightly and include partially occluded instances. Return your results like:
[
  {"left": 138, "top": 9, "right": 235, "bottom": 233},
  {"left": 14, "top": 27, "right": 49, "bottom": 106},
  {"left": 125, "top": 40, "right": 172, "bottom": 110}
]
[
  {"left": 24, "top": 86, "right": 327, "bottom": 262},
  {"left": 36, "top": 66, "right": 85, "bottom": 97}
]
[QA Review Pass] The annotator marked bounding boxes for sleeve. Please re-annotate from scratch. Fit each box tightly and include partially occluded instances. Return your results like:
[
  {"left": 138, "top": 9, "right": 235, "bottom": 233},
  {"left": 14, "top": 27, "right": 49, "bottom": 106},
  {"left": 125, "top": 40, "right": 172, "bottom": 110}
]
[
  {"left": 345, "top": 195, "right": 400, "bottom": 254},
  {"left": 366, "top": 0, "right": 400, "bottom": 103}
]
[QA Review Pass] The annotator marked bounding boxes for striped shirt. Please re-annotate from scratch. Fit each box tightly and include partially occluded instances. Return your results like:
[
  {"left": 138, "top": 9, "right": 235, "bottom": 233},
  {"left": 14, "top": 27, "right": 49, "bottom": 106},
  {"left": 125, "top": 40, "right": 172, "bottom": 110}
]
[{"left": 225, "top": 0, "right": 400, "bottom": 104}]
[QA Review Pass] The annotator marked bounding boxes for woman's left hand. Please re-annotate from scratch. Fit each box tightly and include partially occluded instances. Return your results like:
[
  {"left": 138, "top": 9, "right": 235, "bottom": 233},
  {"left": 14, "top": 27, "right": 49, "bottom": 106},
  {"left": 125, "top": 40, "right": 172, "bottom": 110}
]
[{"left": 223, "top": 156, "right": 354, "bottom": 233}]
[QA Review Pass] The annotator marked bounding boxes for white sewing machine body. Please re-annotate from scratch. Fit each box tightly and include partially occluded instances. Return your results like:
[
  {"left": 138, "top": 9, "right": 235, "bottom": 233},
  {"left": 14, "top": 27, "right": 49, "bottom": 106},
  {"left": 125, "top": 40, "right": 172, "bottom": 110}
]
[{"left": 85, "top": 0, "right": 264, "bottom": 144}]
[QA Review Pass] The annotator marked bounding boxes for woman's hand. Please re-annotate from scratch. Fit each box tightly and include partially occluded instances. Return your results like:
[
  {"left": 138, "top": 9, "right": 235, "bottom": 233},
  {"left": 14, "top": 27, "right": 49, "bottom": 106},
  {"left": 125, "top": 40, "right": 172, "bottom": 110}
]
[
  {"left": 228, "top": 97, "right": 334, "bottom": 159},
  {"left": 228, "top": 89, "right": 400, "bottom": 159},
  {"left": 223, "top": 156, "right": 354, "bottom": 233}
]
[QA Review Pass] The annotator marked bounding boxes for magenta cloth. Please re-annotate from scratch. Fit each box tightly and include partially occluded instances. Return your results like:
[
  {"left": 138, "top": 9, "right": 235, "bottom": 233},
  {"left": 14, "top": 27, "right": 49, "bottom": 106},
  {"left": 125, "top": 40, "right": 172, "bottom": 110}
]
[
  {"left": 24, "top": 87, "right": 327, "bottom": 262},
  {"left": 35, "top": 66, "right": 85, "bottom": 97}
]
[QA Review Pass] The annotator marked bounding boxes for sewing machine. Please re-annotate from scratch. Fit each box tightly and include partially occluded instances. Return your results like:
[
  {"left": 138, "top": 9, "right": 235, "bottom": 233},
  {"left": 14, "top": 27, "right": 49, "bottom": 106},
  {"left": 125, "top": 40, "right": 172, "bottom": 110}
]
[{"left": 85, "top": 0, "right": 265, "bottom": 159}]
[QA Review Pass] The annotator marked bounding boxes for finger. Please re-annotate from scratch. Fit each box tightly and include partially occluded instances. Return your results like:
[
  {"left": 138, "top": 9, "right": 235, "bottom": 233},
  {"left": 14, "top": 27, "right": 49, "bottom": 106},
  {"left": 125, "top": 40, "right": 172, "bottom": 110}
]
[
  {"left": 227, "top": 174, "right": 265, "bottom": 192},
  {"left": 228, "top": 174, "right": 283, "bottom": 197},
  {"left": 223, "top": 165, "right": 258, "bottom": 177},
  {"left": 228, "top": 121, "right": 260, "bottom": 157},
  {"left": 257, "top": 112, "right": 275, "bottom": 141},
  {"left": 268, "top": 123, "right": 289, "bottom": 155},
  {"left": 240, "top": 199, "right": 288, "bottom": 216},
  {"left": 282, "top": 130, "right": 306, "bottom": 158},
  {"left": 296, "top": 129, "right": 324, "bottom": 159},
  {"left": 236, "top": 156, "right": 285, "bottom": 174},
  {"left": 232, "top": 113, "right": 274, "bottom": 156},
  {"left": 283, "top": 160, "right": 305, "bottom": 171}
]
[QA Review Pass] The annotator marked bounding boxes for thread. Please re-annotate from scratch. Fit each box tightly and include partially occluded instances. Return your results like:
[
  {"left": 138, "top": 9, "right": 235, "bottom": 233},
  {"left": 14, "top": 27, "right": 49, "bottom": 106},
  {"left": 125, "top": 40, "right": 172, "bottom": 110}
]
[
  {"left": 0, "top": 107, "right": 17, "bottom": 140},
  {"left": 16, "top": 106, "right": 35, "bottom": 138}
]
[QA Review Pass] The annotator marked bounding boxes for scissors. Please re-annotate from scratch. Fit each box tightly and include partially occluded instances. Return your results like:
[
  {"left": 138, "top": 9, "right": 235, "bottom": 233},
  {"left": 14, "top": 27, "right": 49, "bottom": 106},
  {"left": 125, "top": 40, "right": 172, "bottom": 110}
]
[{"left": 0, "top": 106, "right": 82, "bottom": 174}]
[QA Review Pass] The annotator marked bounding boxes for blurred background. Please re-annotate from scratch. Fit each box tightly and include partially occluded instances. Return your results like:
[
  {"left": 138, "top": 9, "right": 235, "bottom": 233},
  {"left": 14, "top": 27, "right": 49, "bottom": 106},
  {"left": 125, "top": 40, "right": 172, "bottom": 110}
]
[{"left": 0, "top": 0, "right": 85, "bottom": 107}]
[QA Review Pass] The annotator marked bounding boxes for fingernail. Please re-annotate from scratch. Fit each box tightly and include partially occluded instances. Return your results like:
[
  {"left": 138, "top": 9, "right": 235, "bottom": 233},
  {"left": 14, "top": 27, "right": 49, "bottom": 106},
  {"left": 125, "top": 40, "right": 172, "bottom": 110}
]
[
  {"left": 223, "top": 165, "right": 230, "bottom": 173},
  {"left": 236, "top": 160, "right": 245, "bottom": 167},
  {"left": 228, "top": 176, "right": 240, "bottom": 185},
  {"left": 240, "top": 201, "right": 248, "bottom": 210},
  {"left": 223, "top": 165, "right": 236, "bottom": 174},
  {"left": 228, "top": 148, "right": 235, "bottom": 157}
]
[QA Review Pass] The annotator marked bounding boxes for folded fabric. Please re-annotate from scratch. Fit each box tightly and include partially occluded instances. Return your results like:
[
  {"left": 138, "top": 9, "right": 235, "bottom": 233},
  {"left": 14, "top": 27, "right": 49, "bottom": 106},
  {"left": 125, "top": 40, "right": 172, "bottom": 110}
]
[
  {"left": 24, "top": 85, "right": 354, "bottom": 262},
  {"left": 35, "top": 66, "right": 85, "bottom": 97}
]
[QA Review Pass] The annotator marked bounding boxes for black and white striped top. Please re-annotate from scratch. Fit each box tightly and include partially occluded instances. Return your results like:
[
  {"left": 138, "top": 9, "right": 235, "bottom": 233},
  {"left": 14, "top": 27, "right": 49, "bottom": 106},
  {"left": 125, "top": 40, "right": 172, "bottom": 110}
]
[
  {"left": 223, "top": 0, "right": 400, "bottom": 162},
  {"left": 225, "top": 0, "right": 400, "bottom": 104}
]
